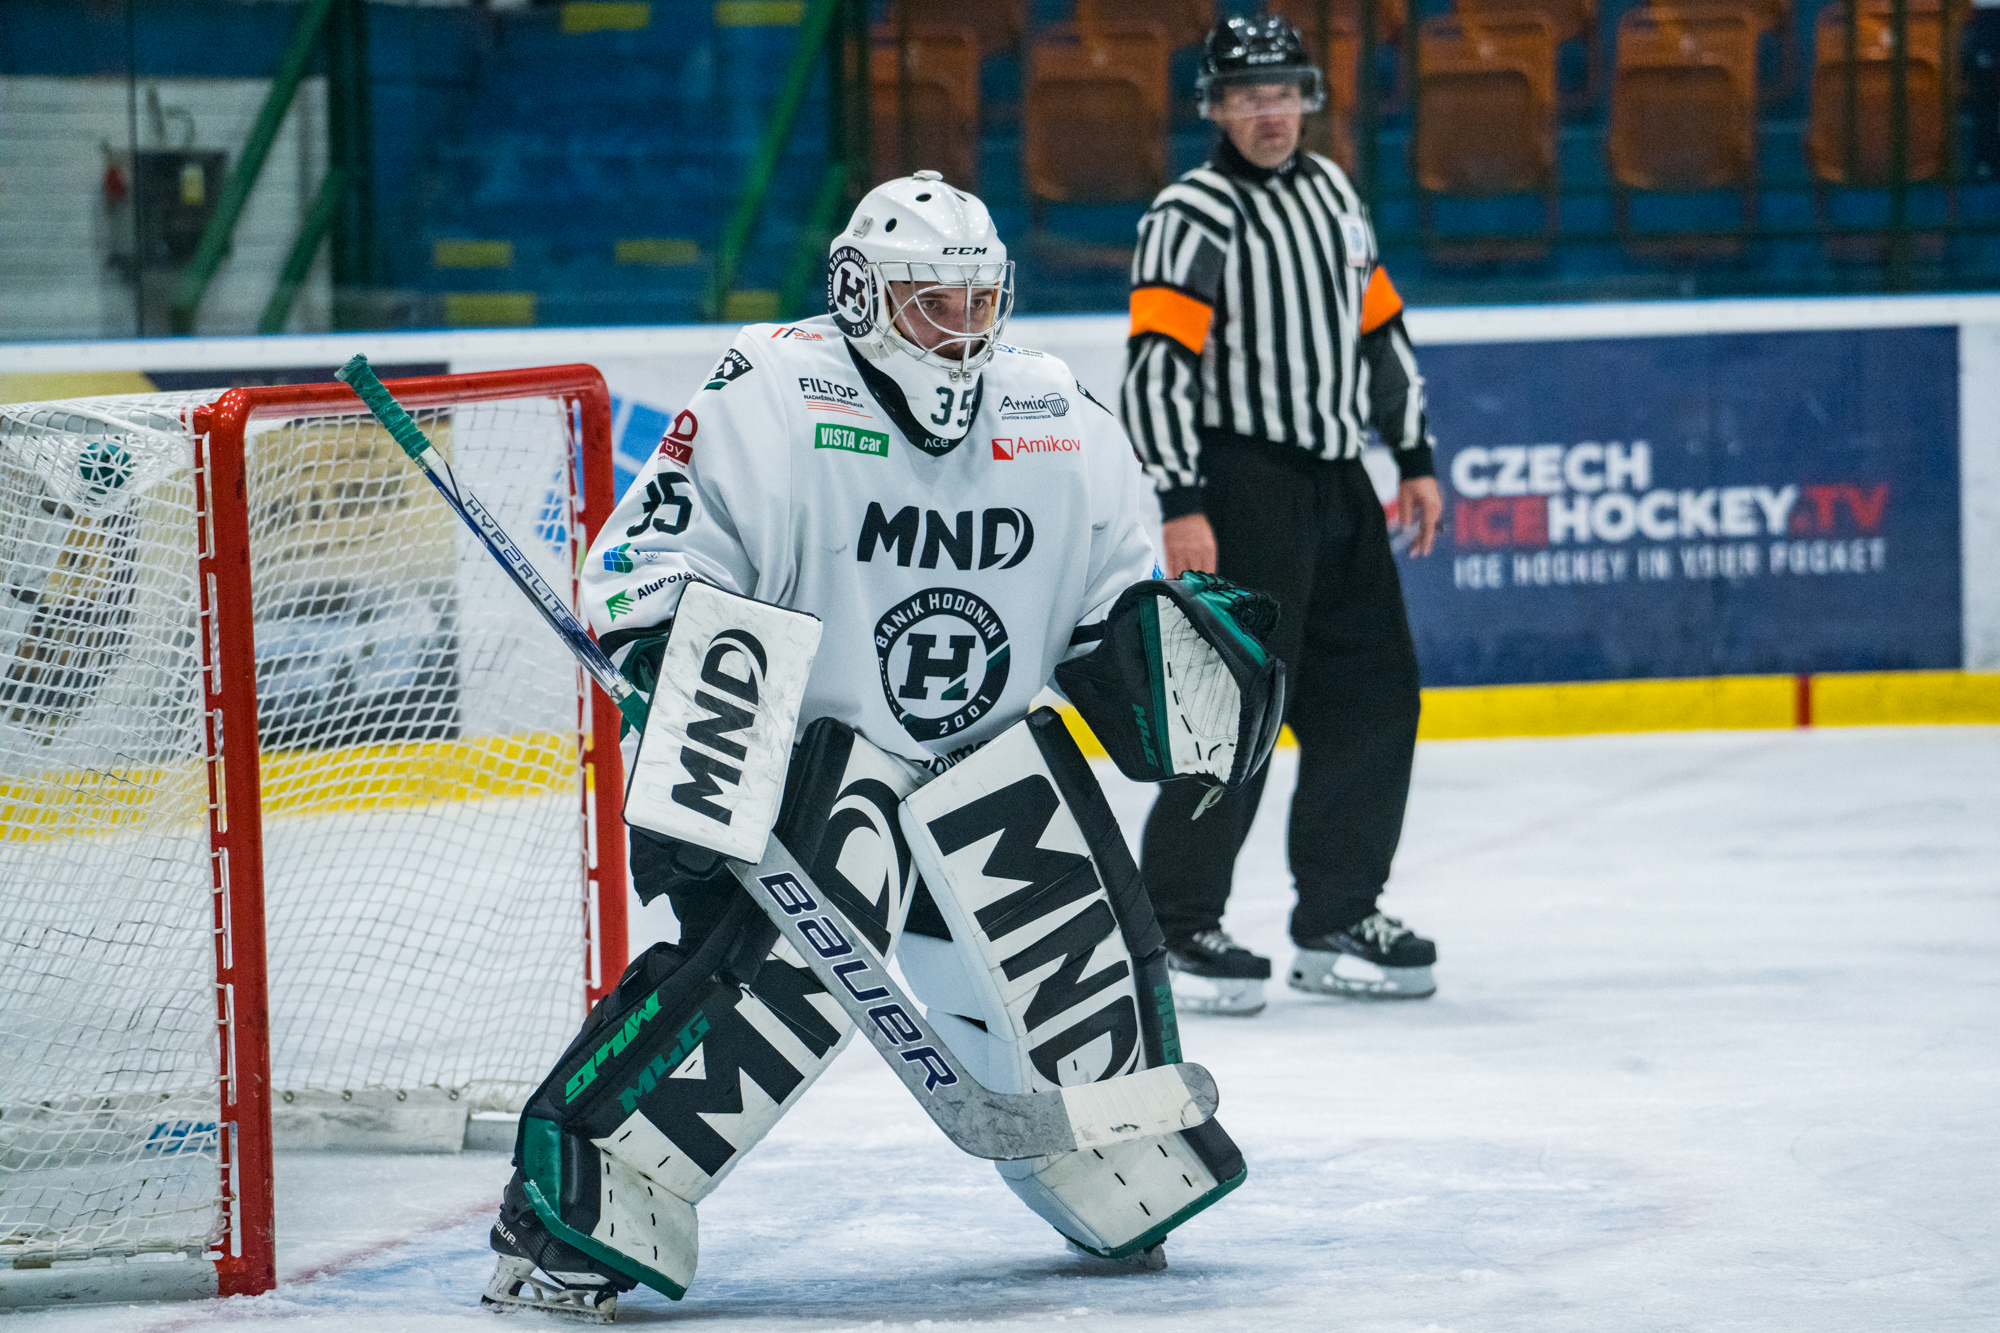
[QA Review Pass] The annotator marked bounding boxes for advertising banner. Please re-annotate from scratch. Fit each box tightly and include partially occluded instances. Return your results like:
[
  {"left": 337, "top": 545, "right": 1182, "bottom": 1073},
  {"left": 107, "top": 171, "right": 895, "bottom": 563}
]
[{"left": 1403, "top": 327, "right": 1962, "bottom": 685}]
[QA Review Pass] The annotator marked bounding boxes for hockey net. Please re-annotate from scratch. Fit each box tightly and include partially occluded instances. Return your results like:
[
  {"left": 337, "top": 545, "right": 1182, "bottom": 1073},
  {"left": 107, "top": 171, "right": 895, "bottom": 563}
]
[{"left": 0, "top": 367, "right": 626, "bottom": 1298}]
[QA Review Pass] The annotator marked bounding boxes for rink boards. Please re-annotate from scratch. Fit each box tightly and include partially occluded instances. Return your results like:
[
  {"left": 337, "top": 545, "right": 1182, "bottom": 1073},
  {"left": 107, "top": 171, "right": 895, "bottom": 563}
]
[{"left": 3, "top": 292, "right": 1997, "bottom": 734}]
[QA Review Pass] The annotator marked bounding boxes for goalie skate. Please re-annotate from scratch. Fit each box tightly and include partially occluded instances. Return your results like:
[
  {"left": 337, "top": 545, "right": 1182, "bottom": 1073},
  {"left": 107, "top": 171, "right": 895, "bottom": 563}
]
[
  {"left": 1287, "top": 914, "right": 1438, "bottom": 1000},
  {"left": 482, "top": 1256, "right": 620, "bottom": 1323},
  {"left": 482, "top": 1174, "right": 636, "bottom": 1322}
]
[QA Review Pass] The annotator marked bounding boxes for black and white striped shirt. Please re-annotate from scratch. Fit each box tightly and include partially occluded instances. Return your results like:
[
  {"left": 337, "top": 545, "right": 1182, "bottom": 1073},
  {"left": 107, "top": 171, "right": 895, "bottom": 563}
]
[{"left": 1119, "top": 138, "right": 1433, "bottom": 520}]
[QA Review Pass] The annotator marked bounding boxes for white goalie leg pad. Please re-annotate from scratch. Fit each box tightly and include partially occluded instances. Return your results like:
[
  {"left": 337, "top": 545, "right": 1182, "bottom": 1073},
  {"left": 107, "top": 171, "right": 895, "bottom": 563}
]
[
  {"left": 524, "top": 720, "right": 923, "bottom": 1300},
  {"left": 624, "top": 580, "right": 822, "bottom": 861},
  {"left": 897, "top": 710, "right": 1245, "bottom": 1259}
]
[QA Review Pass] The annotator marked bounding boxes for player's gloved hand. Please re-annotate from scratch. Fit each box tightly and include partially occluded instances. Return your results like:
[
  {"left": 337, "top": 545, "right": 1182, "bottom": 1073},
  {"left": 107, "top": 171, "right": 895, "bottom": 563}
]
[
  {"left": 606, "top": 625, "right": 674, "bottom": 735},
  {"left": 1055, "top": 571, "right": 1285, "bottom": 792}
]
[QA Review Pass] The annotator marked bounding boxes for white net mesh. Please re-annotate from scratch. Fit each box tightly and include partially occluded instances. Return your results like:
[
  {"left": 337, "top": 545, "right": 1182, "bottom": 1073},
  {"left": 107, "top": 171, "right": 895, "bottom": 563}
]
[{"left": 0, "top": 386, "right": 598, "bottom": 1265}]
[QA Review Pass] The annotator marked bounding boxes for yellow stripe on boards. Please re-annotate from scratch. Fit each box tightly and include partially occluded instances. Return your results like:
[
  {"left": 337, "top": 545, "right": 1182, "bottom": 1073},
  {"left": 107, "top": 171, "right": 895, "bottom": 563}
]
[
  {"left": 1052, "top": 669, "right": 2000, "bottom": 758},
  {"left": 1811, "top": 670, "right": 2000, "bottom": 726},
  {"left": 1417, "top": 675, "right": 1797, "bottom": 740},
  {"left": 0, "top": 733, "right": 576, "bottom": 843},
  {"left": 432, "top": 240, "right": 513, "bottom": 269},
  {"left": 0, "top": 764, "right": 201, "bottom": 842},
  {"left": 260, "top": 733, "right": 576, "bottom": 819},
  {"left": 444, "top": 292, "right": 536, "bottom": 327}
]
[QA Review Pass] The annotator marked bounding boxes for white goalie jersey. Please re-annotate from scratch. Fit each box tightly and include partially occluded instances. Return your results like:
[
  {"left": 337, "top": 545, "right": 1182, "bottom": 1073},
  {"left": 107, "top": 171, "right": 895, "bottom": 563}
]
[{"left": 581, "top": 315, "right": 1161, "bottom": 771}]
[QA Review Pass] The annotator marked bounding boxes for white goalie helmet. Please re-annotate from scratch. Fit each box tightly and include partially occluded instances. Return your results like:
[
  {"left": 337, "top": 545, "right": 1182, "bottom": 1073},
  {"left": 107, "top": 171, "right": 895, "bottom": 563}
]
[{"left": 826, "top": 173, "right": 1014, "bottom": 423}]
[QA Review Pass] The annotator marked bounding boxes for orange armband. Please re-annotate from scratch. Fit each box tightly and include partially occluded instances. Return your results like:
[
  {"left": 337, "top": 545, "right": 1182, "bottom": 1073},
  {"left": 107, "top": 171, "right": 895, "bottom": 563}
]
[{"left": 1129, "top": 286, "right": 1214, "bottom": 355}]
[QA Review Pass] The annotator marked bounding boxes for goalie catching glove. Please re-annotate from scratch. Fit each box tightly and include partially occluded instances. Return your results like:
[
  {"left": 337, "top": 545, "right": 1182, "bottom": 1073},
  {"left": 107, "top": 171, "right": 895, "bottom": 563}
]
[{"left": 1056, "top": 572, "right": 1285, "bottom": 791}]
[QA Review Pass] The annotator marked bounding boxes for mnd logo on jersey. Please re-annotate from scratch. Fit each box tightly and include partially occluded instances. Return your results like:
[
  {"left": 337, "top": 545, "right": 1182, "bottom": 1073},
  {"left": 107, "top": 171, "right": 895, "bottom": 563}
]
[
  {"left": 857, "top": 502, "right": 1033, "bottom": 570},
  {"left": 875, "top": 588, "right": 1010, "bottom": 741}
]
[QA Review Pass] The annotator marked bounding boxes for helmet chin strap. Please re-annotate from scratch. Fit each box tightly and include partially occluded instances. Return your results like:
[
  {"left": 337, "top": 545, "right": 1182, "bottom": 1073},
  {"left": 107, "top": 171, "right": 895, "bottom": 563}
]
[{"left": 854, "top": 324, "right": 986, "bottom": 445}]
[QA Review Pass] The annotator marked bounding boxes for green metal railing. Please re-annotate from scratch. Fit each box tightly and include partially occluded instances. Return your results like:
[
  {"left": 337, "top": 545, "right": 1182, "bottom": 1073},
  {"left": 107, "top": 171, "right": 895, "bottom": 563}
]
[
  {"left": 170, "top": 0, "right": 369, "bottom": 336},
  {"left": 702, "top": 0, "right": 864, "bottom": 321}
]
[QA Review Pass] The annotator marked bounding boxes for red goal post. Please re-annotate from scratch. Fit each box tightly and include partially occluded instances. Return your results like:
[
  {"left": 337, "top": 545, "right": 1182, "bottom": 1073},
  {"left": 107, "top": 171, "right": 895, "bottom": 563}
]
[{"left": 0, "top": 365, "right": 627, "bottom": 1306}]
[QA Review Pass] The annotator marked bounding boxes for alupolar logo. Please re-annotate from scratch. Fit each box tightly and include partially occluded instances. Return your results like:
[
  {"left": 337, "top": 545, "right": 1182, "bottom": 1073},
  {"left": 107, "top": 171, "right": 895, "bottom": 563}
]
[
  {"left": 997, "top": 392, "right": 1069, "bottom": 420},
  {"left": 827, "top": 245, "right": 876, "bottom": 338},
  {"left": 659, "top": 409, "right": 697, "bottom": 464},
  {"left": 992, "top": 435, "right": 1081, "bottom": 460},
  {"left": 875, "top": 588, "right": 1011, "bottom": 742}
]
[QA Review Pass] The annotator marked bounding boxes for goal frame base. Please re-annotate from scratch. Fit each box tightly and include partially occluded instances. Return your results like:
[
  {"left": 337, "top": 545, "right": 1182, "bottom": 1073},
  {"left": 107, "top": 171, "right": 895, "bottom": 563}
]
[{"left": 0, "top": 1256, "right": 220, "bottom": 1311}]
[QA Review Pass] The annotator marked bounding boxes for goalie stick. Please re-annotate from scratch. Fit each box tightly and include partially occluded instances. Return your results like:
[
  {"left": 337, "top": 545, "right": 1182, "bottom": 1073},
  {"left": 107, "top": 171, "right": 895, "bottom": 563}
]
[
  {"left": 735, "top": 837, "right": 1219, "bottom": 1160},
  {"left": 335, "top": 354, "right": 1221, "bottom": 1161},
  {"left": 333, "top": 355, "right": 652, "bottom": 733}
]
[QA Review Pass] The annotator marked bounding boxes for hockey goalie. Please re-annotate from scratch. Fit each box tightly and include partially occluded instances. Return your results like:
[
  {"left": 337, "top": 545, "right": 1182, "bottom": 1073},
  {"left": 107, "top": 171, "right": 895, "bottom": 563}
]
[{"left": 484, "top": 173, "right": 1284, "bottom": 1320}]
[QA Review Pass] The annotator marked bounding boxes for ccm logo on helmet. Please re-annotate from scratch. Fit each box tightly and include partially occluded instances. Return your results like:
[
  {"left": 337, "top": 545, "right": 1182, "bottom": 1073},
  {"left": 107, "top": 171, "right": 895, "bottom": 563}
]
[{"left": 940, "top": 247, "right": 989, "bottom": 255}]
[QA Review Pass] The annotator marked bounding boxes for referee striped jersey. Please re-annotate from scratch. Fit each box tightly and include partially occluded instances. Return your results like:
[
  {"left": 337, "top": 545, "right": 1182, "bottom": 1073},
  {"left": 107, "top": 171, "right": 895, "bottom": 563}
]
[{"left": 1119, "top": 138, "right": 1433, "bottom": 520}]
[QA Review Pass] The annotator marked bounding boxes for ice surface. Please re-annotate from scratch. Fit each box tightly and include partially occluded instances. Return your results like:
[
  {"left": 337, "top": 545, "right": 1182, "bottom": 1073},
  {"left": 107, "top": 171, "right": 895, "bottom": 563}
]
[{"left": 9, "top": 726, "right": 1995, "bottom": 1331}]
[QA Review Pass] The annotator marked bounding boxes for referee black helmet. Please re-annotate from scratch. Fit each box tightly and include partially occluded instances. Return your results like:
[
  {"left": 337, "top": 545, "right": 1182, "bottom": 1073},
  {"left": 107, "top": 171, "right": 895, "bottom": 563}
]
[{"left": 1195, "top": 16, "right": 1326, "bottom": 117}]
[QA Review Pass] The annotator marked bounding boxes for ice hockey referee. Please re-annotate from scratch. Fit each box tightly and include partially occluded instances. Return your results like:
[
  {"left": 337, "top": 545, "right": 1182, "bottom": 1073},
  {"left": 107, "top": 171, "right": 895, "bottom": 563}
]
[{"left": 1120, "top": 15, "right": 1444, "bottom": 1016}]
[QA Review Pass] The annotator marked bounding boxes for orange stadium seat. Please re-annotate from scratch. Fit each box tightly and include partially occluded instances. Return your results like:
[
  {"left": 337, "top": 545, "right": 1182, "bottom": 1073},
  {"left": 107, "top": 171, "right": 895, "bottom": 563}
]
[
  {"left": 1024, "top": 26, "right": 1171, "bottom": 203},
  {"left": 1414, "top": 15, "right": 1560, "bottom": 198},
  {"left": 884, "top": 0, "right": 1025, "bottom": 57},
  {"left": 1454, "top": 0, "right": 1599, "bottom": 107},
  {"left": 1805, "top": 1, "right": 1949, "bottom": 184},
  {"left": 1077, "top": 0, "right": 1216, "bottom": 52},
  {"left": 1608, "top": 7, "right": 1759, "bottom": 194},
  {"left": 871, "top": 27, "right": 982, "bottom": 188},
  {"left": 1454, "top": 0, "right": 1594, "bottom": 44},
  {"left": 1312, "top": 15, "right": 1364, "bottom": 171},
  {"left": 1269, "top": 0, "right": 1408, "bottom": 47}
]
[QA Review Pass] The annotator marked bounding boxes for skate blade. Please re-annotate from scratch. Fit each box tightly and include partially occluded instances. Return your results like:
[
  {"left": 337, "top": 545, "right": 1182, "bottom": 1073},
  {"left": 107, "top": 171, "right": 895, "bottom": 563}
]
[
  {"left": 1168, "top": 970, "right": 1266, "bottom": 1016},
  {"left": 1287, "top": 952, "right": 1435, "bottom": 1000},
  {"left": 1065, "top": 1237, "right": 1169, "bottom": 1271},
  {"left": 482, "top": 1256, "right": 618, "bottom": 1323}
]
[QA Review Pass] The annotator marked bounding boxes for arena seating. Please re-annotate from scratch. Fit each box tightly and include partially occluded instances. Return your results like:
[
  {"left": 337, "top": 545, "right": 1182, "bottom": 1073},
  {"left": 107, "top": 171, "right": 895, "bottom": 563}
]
[
  {"left": 1024, "top": 22, "right": 1171, "bottom": 204},
  {"left": 888, "top": 0, "right": 1026, "bottom": 56},
  {"left": 1414, "top": 13, "right": 1562, "bottom": 203},
  {"left": 1076, "top": 0, "right": 1217, "bottom": 53},
  {"left": 1608, "top": 7, "right": 1762, "bottom": 197},
  {"left": 871, "top": 26, "right": 982, "bottom": 189},
  {"left": 1806, "top": 0, "right": 1949, "bottom": 184},
  {"left": 1271, "top": 0, "right": 1411, "bottom": 47}
]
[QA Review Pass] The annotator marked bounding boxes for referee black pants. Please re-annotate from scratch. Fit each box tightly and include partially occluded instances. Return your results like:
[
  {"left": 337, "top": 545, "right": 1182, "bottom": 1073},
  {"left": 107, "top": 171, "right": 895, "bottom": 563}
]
[{"left": 1140, "top": 437, "right": 1421, "bottom": 947}]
